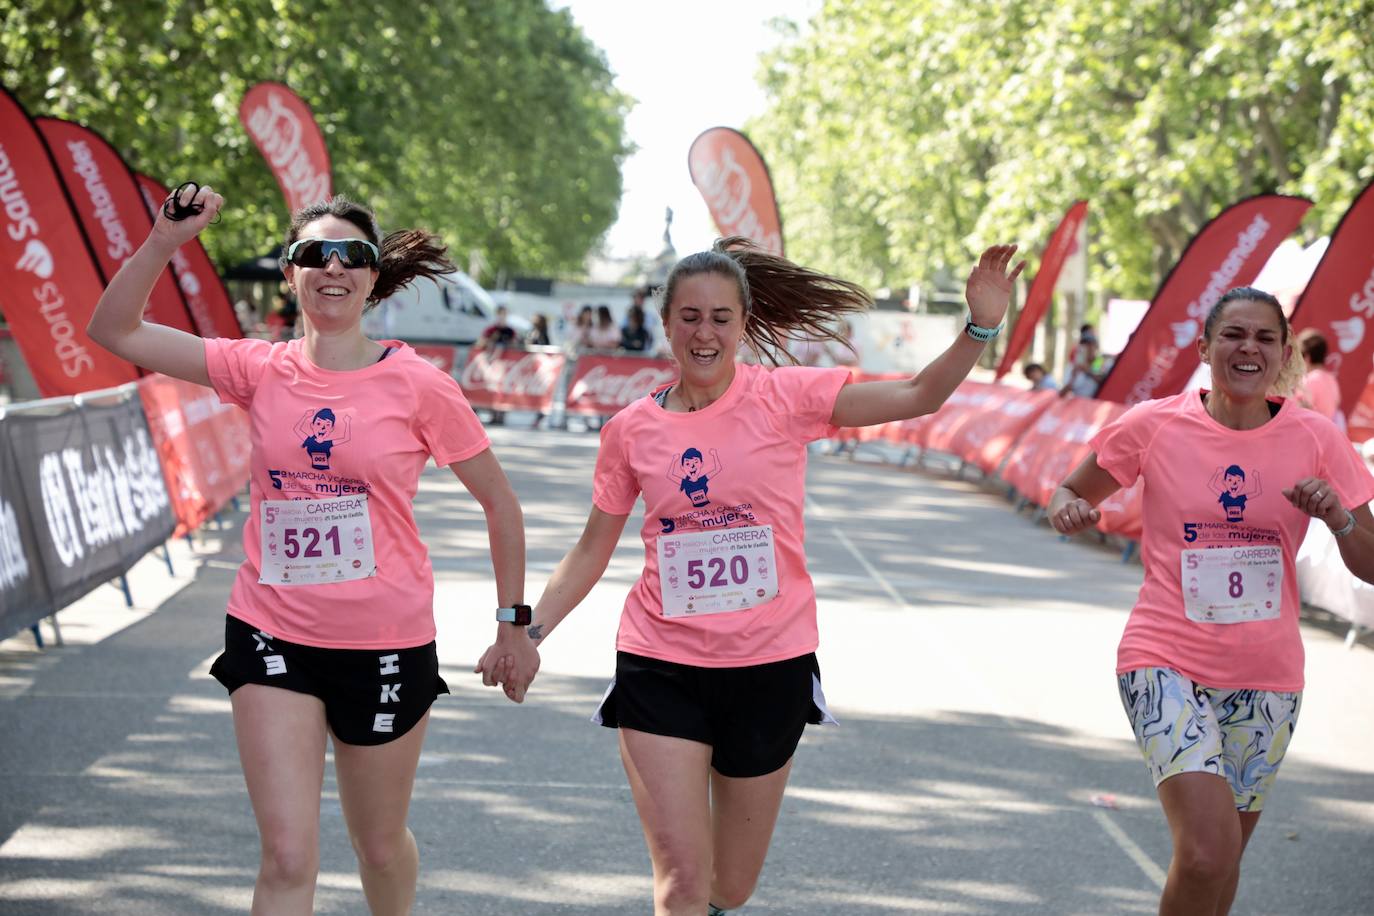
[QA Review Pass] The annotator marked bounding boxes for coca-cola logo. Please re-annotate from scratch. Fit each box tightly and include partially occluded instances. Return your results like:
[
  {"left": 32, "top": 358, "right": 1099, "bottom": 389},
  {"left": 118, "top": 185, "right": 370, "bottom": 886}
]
[
  {"left": 245, "top": 91, "right": 331, "bottom": 208},
  {"left": 570, "top": 363, "right": 677, "bottom": 408},
  {"left": 692, "top": 145, "right": 782, "bottom": 255},
  {"left": 460, "top": 352, "right": 559, "bottom": 395}
]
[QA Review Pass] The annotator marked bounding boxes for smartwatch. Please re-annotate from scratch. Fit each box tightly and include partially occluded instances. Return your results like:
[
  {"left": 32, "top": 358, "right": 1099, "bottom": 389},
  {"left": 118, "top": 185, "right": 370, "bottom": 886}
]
[
  {"left": 963, "top": 316, "right": 1003, "bottom": 342},
  {"left": 496, "top": 604, "right": 533, "bottom": 626}
]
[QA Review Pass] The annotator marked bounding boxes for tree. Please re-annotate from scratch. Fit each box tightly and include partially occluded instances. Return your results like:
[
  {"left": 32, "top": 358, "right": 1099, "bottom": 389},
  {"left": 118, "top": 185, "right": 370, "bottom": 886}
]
[{"left": 0, "top": 0, "right": 632, "bottom": 280}]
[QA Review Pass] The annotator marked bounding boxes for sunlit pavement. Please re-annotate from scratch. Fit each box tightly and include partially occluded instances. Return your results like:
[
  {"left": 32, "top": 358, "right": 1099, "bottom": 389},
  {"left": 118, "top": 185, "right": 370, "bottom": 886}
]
[{"left": 2, "top": 421, "right": 1371, "bottom": 914}]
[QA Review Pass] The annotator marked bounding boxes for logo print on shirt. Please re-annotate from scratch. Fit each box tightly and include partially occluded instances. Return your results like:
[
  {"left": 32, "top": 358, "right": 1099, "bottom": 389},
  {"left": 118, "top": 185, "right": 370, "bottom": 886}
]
[
  {"left": 294, "top": 407, "right": 353, "bottom": 470},
  {"left": 668, "top": 446, "right": 722, "bottom": 508},
  {"left": 1209, "top": 463, "right": 1261, "bottom": 522}
]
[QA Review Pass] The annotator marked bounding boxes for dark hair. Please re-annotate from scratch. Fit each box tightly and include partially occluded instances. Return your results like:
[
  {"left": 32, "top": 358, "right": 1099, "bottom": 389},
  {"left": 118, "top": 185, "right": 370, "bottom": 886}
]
[
  {"left": 1022, "top": 362, "right": 1046, "bottom": 378},
  {"left": 658, "top": 236, "right": 872, "bottom": 365},
  {"left": 681, "top": 447, "right": 703, "bottom": 463},
  {"left": 1298, "top": 328, "right": 1328, "bottom": 365},
  {"left": 1203, "top": 287, "right": 1288, "bottom": 344},
  {"left": 313, "top": 408, "right": 336, "bottom": 424},
  {"left": 1224, "top": 464, "right": 1245, "bottom": 479},
  {"left": 596, "top": 305, "right": 614, "bottom": 325},
  {"left": 283, "top": 196, "right": 456, "bottom": 304}
]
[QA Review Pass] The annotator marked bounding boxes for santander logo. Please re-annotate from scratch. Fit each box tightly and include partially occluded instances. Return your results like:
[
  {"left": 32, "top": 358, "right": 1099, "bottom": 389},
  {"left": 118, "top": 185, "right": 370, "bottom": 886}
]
[
  {"left": 17, "top": 238, "right": 53, "bottom": 278},
  {"left": 245, "top": 91, "right": 330, "bottom": 209},
  {"left": 1332, "top": 316, "right": 1364, "bottom": 354},
  {"left": 1170, "top": 319, "right": 1199, "bottom": 348}
]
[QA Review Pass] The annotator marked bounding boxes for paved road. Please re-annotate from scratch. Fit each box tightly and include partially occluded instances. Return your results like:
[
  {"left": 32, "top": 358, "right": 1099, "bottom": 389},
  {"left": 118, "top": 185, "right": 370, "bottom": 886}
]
[{"left": 2, "top": 424, "right": 1371, "bottom": 914}]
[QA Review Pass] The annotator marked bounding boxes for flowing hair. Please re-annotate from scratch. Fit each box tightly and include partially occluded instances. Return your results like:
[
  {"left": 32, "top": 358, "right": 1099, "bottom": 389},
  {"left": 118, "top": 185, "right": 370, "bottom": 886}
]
[
  {"left": 282, "top": 196, "right": 457, "bottom": 306},
  {"left": 657, "top": 236, "right": 872, "bottom": 365}
]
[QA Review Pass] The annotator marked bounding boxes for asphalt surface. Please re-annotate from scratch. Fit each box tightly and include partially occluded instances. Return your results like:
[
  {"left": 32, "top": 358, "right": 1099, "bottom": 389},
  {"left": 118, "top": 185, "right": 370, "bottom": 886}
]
[{"left": 2, "top": 422, "right": 1371, "bottom": 915}]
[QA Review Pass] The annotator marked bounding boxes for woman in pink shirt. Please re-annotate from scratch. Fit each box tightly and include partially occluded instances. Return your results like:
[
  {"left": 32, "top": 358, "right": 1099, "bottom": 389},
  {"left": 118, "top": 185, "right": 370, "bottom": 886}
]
[
  {"left": 478, "top": 237, "right": 1023, "bottom": 915},
  {"left": 1048, "top": 287, "right": 1374, "bottom": 916},
  {"left": 87, "top": 184, "right": 534, "bottom": 915}
]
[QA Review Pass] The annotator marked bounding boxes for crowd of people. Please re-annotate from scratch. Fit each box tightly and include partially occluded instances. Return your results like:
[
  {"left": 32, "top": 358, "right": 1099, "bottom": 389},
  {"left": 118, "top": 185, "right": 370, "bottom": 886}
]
[{"left": 81, "top": 183, "right": 1374, "bottom": 916}]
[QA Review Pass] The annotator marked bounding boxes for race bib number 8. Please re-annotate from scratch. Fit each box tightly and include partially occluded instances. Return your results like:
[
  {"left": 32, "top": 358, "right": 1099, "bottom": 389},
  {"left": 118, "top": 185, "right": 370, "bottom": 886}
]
[
  {"left": 259, "top": 494, "right": 377, "bottom": 586},
  {"left": 1180, "top": 544, "right": 1282, "bottom": 624},
  {"left": 658, "top": 525, "right": 778, "bottom": 618}
]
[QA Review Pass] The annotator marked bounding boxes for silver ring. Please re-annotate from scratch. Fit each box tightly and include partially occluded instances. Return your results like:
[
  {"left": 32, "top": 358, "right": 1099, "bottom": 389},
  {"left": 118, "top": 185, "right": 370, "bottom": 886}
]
[{"left": 1315, "top": 490, "right": 1324, "bottom": 501}]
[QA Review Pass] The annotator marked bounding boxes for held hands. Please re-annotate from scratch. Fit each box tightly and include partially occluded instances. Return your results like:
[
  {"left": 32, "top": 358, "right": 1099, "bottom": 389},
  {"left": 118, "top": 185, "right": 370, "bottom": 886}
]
[
  {"left": 1051, "top": 496, "right": 1101, "bottom": 535},
  {"left": 965, "top": 245, "right": 1026, "bottom": 328},
  {"left": 474, "top": 624, "right": 541, "bottom": 703},
  {"left": 151, "top": 183, "right": 223, "bottom": 250},
  {"left": 1282, "top": 477, "right": 1346, "bottom": 529}
]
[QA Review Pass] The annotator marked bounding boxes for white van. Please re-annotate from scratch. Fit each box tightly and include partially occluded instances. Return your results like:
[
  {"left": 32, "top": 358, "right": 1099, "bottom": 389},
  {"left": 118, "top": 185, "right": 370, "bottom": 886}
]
[{"left": 364, "top": 272, "right": 522, "bottom": 344}]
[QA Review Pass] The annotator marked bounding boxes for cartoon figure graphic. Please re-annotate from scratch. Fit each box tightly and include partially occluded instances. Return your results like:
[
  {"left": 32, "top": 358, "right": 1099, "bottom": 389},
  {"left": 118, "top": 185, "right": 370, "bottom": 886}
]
[
  {"left": 268, "top": 530, "right": 278, "bottom": 556},
  {"left": 352, "top": 527, "right": 365, "bottom": 551},
  {"left": 757, "top": 555, "right": 769, "bottom": 579},
  {"left": 1188, "top": 576, "right": 1199, "bottom": 599},
  {"left": 294, "top": 407, "right": 352, "bottom": 470},
  {"left": 1208, "top": 464, "right": 1262, "bottom": 522},
  {"left": 668, "top": 566, "right": 680, "bottom": 589},
  {"left": 667, "top": 447, "right": 722, "bottom": 508}
]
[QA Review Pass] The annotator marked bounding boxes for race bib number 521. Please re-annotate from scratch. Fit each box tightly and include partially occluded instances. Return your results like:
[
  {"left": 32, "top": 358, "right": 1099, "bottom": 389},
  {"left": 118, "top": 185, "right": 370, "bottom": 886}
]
[
  {"left": 657, "top": 526, "right": 778, "bottom": 618},
  {"left": 259, "top": 494, "right": 377, "bottom": 586}
]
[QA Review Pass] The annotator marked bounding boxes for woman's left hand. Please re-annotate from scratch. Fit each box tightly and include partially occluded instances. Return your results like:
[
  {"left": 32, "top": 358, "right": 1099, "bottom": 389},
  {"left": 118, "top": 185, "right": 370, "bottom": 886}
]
[
  {"left": 965, "top": 245, "right": 1026, "bottom": 328},
  {"left": 1282, "top": 477, "right": 1345, "bottom": 528}
]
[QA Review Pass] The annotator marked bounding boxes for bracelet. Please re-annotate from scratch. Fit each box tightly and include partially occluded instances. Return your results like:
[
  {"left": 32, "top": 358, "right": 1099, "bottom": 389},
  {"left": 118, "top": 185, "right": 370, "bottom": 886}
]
[
  {"left": 1330, "top": 509, "right": 1358, "bottom": 538},
  {"left": 963, "top": 318, "right": 1003, "bottom": 342}
]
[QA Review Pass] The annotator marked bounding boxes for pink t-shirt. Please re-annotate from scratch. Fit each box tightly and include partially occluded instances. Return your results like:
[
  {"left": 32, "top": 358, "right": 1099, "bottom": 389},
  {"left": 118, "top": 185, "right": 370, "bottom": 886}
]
[
  {"left": 1299, "top": 367, "right": 1342, "bottom": 422},
  {"left": 205, "top": 338, "right": 490, "bottom": 648},
  {"left": 1092, "top": 390, "right": 1374, "bottom": 690},
  {"left": 592, "top": 362, "right": 851, "bottom": 667}
]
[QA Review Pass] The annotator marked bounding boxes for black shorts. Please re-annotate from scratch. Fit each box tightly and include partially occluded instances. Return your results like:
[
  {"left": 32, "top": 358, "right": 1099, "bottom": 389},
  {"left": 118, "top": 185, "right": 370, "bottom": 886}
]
[
  {"left": 209, "top": 615, "right": 449, "bottom": 746},
  {"left": 595, "top": 651, "right": 832, "bottom": 778}
]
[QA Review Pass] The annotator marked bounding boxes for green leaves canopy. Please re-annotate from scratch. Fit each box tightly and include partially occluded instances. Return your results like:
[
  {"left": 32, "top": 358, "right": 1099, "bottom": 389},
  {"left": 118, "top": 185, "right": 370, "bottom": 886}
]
[
  {"left": 1, "top": 0, "right": 632, "bottom": 279},
  {"left": 751, "top": 0, "right": 1374, "bottom": 297}
]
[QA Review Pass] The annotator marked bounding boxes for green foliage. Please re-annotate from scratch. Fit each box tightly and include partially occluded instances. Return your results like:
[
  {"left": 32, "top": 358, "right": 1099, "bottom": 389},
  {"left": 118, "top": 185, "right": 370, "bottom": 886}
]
[
  {"left": 751, "top": 0, "right": 1374, "bottom": 297},
  {"left": 0, "top": 0, "right": 632, "bottom": 279}
]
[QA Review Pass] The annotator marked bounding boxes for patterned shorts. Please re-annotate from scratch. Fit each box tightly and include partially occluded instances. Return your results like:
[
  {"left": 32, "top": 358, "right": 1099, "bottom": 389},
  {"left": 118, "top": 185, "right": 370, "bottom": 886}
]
[{"left": 1117, "top": 667, "right": 1301, "bottom": 812}]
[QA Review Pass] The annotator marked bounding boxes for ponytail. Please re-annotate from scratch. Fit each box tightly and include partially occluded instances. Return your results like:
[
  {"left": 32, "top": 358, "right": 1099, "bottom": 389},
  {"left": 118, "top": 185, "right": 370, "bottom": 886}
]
[{"left": 659, "top": 236, "right": 872, "bottom": 365}]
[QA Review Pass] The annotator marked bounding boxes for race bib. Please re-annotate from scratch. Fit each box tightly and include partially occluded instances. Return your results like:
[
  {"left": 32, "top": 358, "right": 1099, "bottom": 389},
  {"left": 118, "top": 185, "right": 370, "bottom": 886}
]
[
  {"left": 657, "top": 526, "right": 778, "bottom": 618},
  {"left": 259, "top": 494, "right": 377, "bottom": 586},
  {"left": 1180, "top": 544, "right": 1282, "bottom": 624}
]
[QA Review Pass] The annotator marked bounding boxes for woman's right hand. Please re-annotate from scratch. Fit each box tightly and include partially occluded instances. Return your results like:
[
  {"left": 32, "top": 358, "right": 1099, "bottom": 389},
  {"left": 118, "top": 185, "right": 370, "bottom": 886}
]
[
  {"left": 1050, "top": 495, "right": 1101, "bottom": 535},
  {"left": 150, "top": 183, "right": 223, "bottom": 250}
]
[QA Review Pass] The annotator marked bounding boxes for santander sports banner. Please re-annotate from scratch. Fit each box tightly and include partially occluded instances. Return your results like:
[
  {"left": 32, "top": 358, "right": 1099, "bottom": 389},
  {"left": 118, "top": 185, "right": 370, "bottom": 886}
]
[
  {"left": 136, "top": 173, "right": 242, "bottom": 338},
  {"left": 37, "top": 118, "right": 196, "bottom": 335},
  {"left": 687, "top": 128, "right": 784, "bottom": 255},
  {"left": 239, "top": 82, "right": 332, "bottom": 213},
  {"left": 1096, "top": 195, "right": 1311, "bottom": 406},
  {"left": 458, "top": 349, "right": 564, "bottom": 412},
  {"left": 566, "top": 355, "right": 678, "bottom": 417},
  {"left": 995, "top": 201, "right": 1088, "bottom": 379},
  {"left": 0, "top": 88, "right": 138, "bottom": 397},
  {"left": 1287, "top": 179, "right": 1374, "bottom": 415}
]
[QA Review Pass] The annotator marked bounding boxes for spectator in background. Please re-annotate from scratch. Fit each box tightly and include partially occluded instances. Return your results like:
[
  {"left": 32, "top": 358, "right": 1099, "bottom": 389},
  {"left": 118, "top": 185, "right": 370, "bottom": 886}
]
[
  {"left": 1296, "top": 329, "right": 1346, "bottom": 430},
  {"left": 264, "top": 291, "right": 297, "bottom": 341},
  {"left": 476, "top": 305, "right": 518, "bottom": 351},
  {"left": 526, "top": 313, "right": 551, "bottom": 348},
  {"left": 1023, "top": 362, "right": 1058, "bottom": 391},
  {"left": 589, "top": 304, "right": 621, "bottom": 351},
  {"left": 620, "top": 304, "right": 652, "bottom": 352},
  {"left": 567, "top": 305, "right": 595, "bottom": 354},
  {"left": 1061, "top": 331, "right": 1105, "bottom": 398}
]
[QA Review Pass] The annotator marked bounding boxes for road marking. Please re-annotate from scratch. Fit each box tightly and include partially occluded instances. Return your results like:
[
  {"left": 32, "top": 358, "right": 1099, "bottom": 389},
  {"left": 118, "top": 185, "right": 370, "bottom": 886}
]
[
  {"left": 1091, "top": 809, "right": 1166, "bottom": 888},
  {"left": 805, "top": 496, "right": 910, "bottom": 610}
]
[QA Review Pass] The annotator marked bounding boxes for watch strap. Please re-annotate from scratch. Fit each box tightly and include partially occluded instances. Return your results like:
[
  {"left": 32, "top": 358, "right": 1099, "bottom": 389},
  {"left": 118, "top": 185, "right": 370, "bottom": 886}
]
[
  {"left": 496, "top": 604, "right": 533, "bottom": 625},
  {"left": 963, "top": 317, "right": 1002, "bottom": 342}
]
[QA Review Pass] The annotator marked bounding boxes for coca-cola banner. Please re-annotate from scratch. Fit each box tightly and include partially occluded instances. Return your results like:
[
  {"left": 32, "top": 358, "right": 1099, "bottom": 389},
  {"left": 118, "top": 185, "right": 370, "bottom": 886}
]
[
  {"left": 1096, "top": 195, "right": 1311, "bottom": 406},
  {"left": 136, "top": 173, "right": 243, "bottom": 338},
  {"left": 138, "top": 374, "right": 249, "bottom": 537},
  {"left": 0, "top": 87, "right": 139, "bottom": 397},
  {"left": 0, "top": 414, "right": 55, "bottom": 639},
  {"left": 687, "top": 127, "right": 784, "bottom": 255},
  {"left": 458, "top": 348, "right": 564, "bottom": 412},
  {"left": 239, "top": 82, "right": 333, "bottom": 214},
  {"left": 37, "top": 118, "right": 196, "bottom": 335},
  {"left": 1287, "top": 179, "right": 1374, "bottom": 415},
  {"left": 995, "top": 201, "right": 1089, "bottom": 379},
  {"left": 565, "top": 355, "right": 678, "bottom": 417},
  {"left": 3, "top": 394, "right": 174, "bottom": 610}
]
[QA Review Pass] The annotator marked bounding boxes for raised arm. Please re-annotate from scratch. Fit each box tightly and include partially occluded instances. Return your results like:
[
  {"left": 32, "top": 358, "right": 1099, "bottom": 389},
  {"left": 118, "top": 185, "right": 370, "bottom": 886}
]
[
  {"left": 829, "top": 245, "right": 1024, "bottom": 428},
  {"left": 448, "top": 449, "right": 533, "bottom": 701},
  {"left": 86, "top": 184, "right": 223, "bottom": 387},
  {"left": 1048, "top": 452, "right": 1125, "bottom": 535}
]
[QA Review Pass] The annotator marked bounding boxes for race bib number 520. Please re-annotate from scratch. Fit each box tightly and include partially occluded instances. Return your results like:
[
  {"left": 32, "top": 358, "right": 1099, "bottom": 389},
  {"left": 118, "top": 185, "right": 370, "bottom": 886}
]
[
  {"left": 657, "top": 526, "right": 778, "bottom": 618},
  {"left": 259, "top": 494, "right": 377, "bottom": 586}
]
